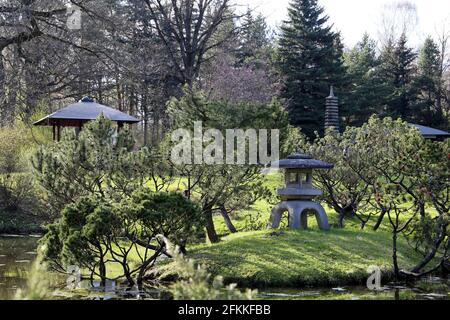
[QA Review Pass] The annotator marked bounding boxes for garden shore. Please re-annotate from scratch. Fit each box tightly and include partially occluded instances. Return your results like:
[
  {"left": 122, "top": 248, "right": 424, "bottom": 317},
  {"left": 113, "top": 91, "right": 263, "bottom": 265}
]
[
  {"left": 190, "top": 228, "right": 422, "bottom": 288},
  {"left": 0, "top": 211, "right": 46, "bottom": 235}
]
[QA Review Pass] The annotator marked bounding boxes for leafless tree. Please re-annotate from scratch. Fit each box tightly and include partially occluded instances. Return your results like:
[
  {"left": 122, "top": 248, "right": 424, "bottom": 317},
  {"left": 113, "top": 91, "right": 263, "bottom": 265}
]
[
  {"left": 435, "top": 22, "right": 450, "bottom": 119},
  {"left": 378, "top": 0, "right": 418, "bottom": 46},
  {"left": 142, "top": 0, "right": 235, "bottom": 86}
]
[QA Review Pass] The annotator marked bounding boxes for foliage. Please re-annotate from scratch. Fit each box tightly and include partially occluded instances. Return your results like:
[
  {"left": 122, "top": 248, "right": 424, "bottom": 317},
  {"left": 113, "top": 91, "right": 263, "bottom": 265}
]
[
  {"left": 15, "top": 246, "right": 52, "bottom": 300},
  {"left": 1, "top": 0, "right": 450, "bottom": 146},
  {"left": 41, "top": 188, "right": 204, "bottom": 286},
  {"left": 277, "top": 0, "right": 345, "bottom": 138},
  {"left": 162, "top": 243, "right": 255, "bottom": 300},
  {"left": 378, "top": 34, "right": 417, "bottom": 119},
  {"left": 122, "top": 190, "right": 205, "bottom": 252},
  {"left": 31, "top": 116, "right": 159, "bottom": 215},
  {"left": 342, "top": 34, "right": 387, "bottom": 127},
  {"left": 41, "top": 196, "right": 119, "bottom": 282},
  {"left": 305, "top": 131, "right": 371, "bottom": 228},
  {"left": 0, "top": 125, "right": 29, "bottom": 174},
  {"left": 235, "top": 9, "right": 272, "bottom": 68},
  {"left": 413, "top": 36, "right": 448, "bottom": 127},
  {"left": 0, "top": 125, "right": 44, "bottom": 216},
  {"left": 166, "top": 87, "right": 302, "bottom": 243},
  {"left": 304, "top": 116, "right": 449, "bottom": 275},
  {"left": 204, "top": 53, "right": 278, "bottom": 105}
]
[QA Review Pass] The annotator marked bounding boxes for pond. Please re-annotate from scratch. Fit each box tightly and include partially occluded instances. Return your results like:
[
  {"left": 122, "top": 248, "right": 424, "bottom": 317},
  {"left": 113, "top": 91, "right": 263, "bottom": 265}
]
[
  {"left": 0, "top": 236, "right": 449, "bottom": 300},
  {"left": 0, "top": 235, "right": 40, "bottom": 300}
]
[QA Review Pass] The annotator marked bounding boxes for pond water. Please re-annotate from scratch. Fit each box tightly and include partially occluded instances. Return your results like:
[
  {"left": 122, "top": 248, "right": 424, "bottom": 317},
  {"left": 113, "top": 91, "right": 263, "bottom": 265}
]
[
  {"left": 0, "top": 235, "right": 40, "bottom": 299},
  {"left": 1, "top": 236, "right": 449, "bottom": 300}
]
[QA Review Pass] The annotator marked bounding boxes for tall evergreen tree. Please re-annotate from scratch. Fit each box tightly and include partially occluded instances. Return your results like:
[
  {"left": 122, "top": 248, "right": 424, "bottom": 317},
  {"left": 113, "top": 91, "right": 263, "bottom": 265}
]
[
  {"left": 236, "top": 9, "right": 271, "bottom": 67},
  {"left": 379, "top": 33, "right": 417, "bottom": 119},
  {"left": 413, "top": 36, "right": 447, "bottom": 127},
  {"left": 343, "top": 33, "right": 386, "bottom": 126},
  {"left": 277, "top": 0, "right": 345, "bottom": 138}
]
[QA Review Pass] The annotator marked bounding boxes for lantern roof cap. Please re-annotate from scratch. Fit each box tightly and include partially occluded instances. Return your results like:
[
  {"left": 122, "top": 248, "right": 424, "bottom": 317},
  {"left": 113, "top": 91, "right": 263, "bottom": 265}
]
[{"left": 268, "top": 153, "right": 333, "bottom": 169}]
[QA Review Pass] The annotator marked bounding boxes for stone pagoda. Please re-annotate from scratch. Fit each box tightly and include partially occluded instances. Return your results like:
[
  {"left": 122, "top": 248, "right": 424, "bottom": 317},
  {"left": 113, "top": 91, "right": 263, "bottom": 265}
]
[
  {"left": 268, "top": 153, "right": 333, "bottom": 230},
  {"left": 325, "top": 86, "right": 339, "bottom": 133}
]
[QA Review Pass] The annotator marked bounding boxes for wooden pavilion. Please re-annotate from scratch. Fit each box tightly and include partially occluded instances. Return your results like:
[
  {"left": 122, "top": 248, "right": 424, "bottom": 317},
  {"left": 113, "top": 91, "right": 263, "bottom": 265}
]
[{"left": 33, "top": 97, "right": 140, "bottom": 141}]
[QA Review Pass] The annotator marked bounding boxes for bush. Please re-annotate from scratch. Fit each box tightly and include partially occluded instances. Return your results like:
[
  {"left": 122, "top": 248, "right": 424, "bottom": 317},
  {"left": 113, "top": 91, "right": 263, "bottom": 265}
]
[
  {"left": 0, "top": 125, "right": 29, "bottom": 174},
  {"left": 163, "top": 244, "right": 256, "bottom": 300},
  {"left": 41, "top": 196, "right": 120, "bottom": 282},
  {"left": 0, "top": 125, "right": 44, "bottom": 218},
  {"left": 41, "top": 189, "right": 204, "bottom": 287},
  {"left": 31, "top": 115, "right": 160, "bottom": 216},
  {"left": 123, "top": 190, "right": 205, "bottom": 251}
]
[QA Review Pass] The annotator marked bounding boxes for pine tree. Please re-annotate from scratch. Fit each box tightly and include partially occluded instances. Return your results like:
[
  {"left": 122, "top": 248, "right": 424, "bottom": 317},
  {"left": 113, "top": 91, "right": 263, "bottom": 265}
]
[
  {"left": 277, "top": 0, "right": 345, "bottom": 138},
  {"left": 412, "top": 36, "right": 447, "bottom": 127},
  {"left": 343, "top": 33, "right": 386, "bottom": 126},
  {"left": 236, "top": 9, "right": 271, "bottom": 67},
  {"left": 379, "top": 33, "right": 417, "bottom": 119}
]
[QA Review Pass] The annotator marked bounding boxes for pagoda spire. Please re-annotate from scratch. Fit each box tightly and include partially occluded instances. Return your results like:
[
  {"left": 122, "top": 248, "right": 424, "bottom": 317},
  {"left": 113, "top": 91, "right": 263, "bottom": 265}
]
[{"left": 324, "top": 86, "right": 339, "bottom": 133}]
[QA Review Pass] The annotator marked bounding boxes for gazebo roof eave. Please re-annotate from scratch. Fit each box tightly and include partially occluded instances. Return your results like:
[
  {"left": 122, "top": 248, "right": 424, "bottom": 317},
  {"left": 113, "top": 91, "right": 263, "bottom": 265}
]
[{"left": 33, "top": 116, "right": 141, "bottom": 127}]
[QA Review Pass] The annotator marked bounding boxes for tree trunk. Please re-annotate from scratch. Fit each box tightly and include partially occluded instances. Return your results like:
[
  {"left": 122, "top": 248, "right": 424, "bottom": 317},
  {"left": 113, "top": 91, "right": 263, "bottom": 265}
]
[
  {"left": 99, "top": 259, "right": 107, "bottom": 287},
  {"left": 337, "top": 210, "right": 345, "bottom": 228},
  {"left": 336, "top": 206, "right": 353, "bottom": 228},
  {"left": 392, "top": 231, "right": 400, "bottom": 280},
  {"left": 204, "top": 206, "right": 220, "bottom": 243},
  {"left": 123, "top": 261, "right": 135, "bottom": 287},
  {"left": 411, "top": 220, "right": 448, "bottom": 273},
  {"left": 373, "top": 208, "right": 387, "bottom": 231},
  {"left": 143, "top": 116, "right": 148, "bottom": 146},
  {"left": 220, "top": 205, "right": 237, "bottom": 233}
]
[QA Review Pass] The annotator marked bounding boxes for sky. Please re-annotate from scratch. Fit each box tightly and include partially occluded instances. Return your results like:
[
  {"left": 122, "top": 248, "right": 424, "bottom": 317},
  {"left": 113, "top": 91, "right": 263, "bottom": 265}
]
[{"left": 235, "top": 0, "right": 450, "bottom": 48}]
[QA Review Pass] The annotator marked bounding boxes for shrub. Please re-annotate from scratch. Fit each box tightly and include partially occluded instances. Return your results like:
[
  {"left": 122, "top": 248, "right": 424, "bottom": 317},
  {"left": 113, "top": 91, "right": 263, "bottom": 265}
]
[
  {"left": 122, "top": 190, "right": 205, "bottom": 251},
  {"left": 41, "top": 196, "right": 120, "bottom": 283},
  {"left": 0, "top": 125, "right": 44, "bottom": 217},
  {"left": 160, "top": 243, "right": 256, "bottom": 300},
  {"left": 31, "top": 115, "right": 160, "bottom": 216},
  {"left": 41, "top": 189, "right": 204, "bottom": 287}
]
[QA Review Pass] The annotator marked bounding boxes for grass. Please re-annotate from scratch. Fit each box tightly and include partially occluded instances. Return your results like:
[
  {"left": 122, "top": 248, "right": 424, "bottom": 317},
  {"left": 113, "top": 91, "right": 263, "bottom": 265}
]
[
  {"left": 189, "top": 228, "right": 423, "bottom": 288},
  {"left": 177, "top": 173, "right": 429, "bottom": 288}
]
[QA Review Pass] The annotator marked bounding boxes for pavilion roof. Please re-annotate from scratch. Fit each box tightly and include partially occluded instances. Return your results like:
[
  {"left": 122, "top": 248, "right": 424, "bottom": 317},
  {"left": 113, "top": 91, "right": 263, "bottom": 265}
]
[
  {"left": 410, "top": 124, "right": 450, "bottom": 139},
  {"left": 33, "top": 97, "right": 140, "bottom": 126}
]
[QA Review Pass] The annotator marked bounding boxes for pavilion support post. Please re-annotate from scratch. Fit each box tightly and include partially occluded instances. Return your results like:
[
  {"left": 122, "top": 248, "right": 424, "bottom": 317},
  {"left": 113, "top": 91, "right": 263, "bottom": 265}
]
[
  {"left": 57, "top": 125, "right": 61, "bottom": 142},
  {"left": 118, "top": 122, "right": 124, "bottom": 133},
  {"left": 75, "top": 121, "right": 83, "bottom": 138},
  {"left": 52, "top": 125, "right": 56, "bottom": 141}
]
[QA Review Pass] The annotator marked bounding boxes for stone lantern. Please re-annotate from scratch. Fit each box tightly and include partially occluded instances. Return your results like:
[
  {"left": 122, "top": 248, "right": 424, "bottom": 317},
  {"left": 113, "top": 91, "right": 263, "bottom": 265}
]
[{"left": 268, "top": 153, "right": 333, "bottom": 230}]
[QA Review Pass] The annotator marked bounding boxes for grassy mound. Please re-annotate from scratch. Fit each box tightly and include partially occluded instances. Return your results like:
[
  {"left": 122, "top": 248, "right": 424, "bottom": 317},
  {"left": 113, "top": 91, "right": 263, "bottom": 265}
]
[{"left": 190, "top": 228, "right": 423, "bottom": 288}]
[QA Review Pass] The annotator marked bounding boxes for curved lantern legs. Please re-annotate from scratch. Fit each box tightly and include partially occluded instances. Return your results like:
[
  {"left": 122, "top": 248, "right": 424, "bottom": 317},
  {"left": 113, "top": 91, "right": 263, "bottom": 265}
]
[{"left": 269, "top": 201, "right": 330, "bottom": 231}]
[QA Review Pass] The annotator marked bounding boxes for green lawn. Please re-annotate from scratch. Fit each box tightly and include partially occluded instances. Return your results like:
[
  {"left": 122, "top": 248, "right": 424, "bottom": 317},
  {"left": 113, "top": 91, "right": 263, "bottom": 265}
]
[
  {"left": 183, "top": 173, "right": 426, "bottom": 288},
  {"left": 189, "top": 228, "right": 422, "bottom": 288}
]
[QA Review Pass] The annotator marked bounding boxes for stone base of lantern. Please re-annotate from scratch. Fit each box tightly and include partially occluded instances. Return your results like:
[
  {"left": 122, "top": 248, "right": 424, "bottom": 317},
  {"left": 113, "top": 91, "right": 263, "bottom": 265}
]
[{"left": 268, "top": 201, "right": 330, "bottom": 231}]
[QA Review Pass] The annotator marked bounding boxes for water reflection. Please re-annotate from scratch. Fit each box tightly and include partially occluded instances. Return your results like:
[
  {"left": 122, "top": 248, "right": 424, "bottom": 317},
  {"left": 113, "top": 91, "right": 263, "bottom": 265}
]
[
  {"left": 260, "top": 277, "right": 450, "bottom": 300},
  {"left": 0, "top": 235, "right": 40, "bottom": 300}
]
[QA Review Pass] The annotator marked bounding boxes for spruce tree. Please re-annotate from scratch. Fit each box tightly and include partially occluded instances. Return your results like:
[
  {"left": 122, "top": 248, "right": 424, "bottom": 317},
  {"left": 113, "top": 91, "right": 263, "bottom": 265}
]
[
  {"left": 413, "top": 36, "right": 447, "bottom": 127},
  {"left": 379, "top": 33, "right": 417, "bottom": 120},
  {"left": 343, "top": 33, "right": 386, "bottom": 126},
  {"left": 277, "top": 0, "right": 345, "bottom": 138},
  {"left": 236, "top": 9, "right": 271, "bottom": 67}
]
